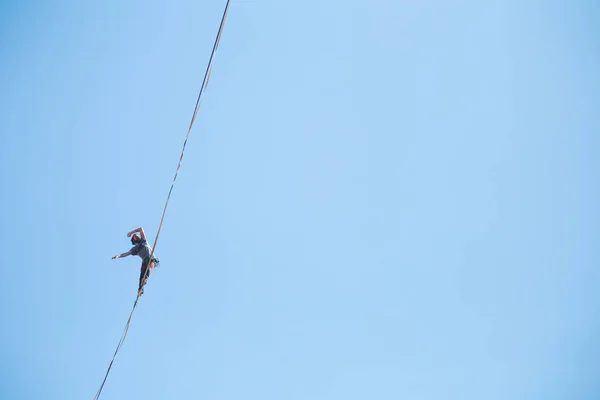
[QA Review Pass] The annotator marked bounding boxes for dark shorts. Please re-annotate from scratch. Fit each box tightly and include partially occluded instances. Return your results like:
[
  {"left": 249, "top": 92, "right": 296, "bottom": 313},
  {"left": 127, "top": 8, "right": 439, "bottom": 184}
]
[{"left": 142, "top": 256, "right": 160, "bottom": 268}]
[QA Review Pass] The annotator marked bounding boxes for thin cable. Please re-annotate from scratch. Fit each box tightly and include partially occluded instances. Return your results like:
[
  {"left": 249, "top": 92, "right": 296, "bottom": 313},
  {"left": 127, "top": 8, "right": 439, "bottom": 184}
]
[
  {"left": 92, "top": 1, "right": 231, "bottom": 398},
  {"left": 93, "top": 298, "right": 138, "bottom": 400},
  {"left": 147, "top": 0, "right": 231, "bottom": 267}
]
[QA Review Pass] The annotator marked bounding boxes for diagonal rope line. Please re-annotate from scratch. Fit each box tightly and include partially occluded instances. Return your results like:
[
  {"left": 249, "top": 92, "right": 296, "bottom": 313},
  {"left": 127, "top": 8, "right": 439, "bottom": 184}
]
[
  {"left": 93, "top": 298, "right": 138, "bottom": 400},
  {"left": 92, "top": 1, "right": 231, "bottom": 398},
  {"left": 147, "top": 0, "right": 231, "bottom": 266}
]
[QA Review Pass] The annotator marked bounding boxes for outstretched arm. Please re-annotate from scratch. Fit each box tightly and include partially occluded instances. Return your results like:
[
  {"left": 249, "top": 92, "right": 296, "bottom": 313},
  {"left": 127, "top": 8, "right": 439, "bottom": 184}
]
[
  {"left": 112, "top": 250, "right": 132, "bottom": 259},
  {"left": 127, "top": 227, "right": 146, "bottom": 241}
]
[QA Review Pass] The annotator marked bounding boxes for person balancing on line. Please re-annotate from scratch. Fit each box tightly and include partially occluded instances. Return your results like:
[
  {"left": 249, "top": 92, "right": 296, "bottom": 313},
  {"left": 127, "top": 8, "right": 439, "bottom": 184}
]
[{"left": 112, "top": 227, "right": 160, "bottom": 296}]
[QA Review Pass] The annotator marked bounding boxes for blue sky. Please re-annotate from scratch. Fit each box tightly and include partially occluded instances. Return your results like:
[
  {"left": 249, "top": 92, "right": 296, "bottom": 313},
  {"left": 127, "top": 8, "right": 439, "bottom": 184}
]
[{"left": 1, "top": 0, "right": 599, "bottom": 399}]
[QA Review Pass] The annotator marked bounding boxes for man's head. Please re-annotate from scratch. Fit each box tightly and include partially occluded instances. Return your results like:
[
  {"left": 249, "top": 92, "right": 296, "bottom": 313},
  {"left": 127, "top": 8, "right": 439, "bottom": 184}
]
[{"left": 131, "top": 233, "right": 141, "bottom": 245}]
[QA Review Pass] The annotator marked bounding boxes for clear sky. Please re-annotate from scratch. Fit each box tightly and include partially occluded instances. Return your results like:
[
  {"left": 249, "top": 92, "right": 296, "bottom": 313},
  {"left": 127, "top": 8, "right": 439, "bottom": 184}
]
[{"left": 1, "top": 0, "right": 599, "bottom": 399}]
